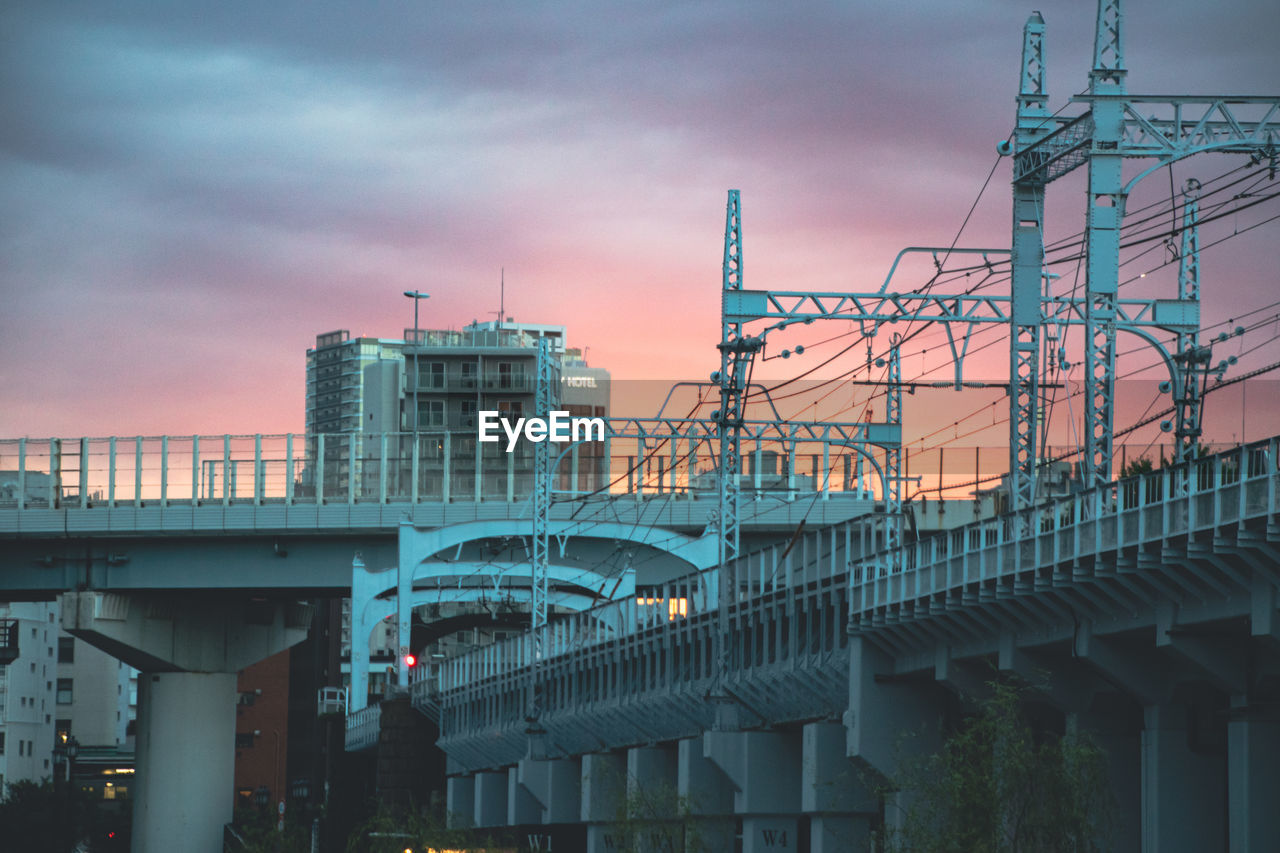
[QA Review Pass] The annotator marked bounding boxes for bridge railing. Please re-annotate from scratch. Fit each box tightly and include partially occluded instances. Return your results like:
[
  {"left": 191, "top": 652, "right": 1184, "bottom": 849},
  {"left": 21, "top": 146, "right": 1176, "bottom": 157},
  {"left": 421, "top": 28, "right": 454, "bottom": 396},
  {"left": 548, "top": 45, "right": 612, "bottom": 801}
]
[
  {"left": 0, "top": 430, "right": 883, "bottom": 511},
  {"left": 856, "top": 437, "right": 1279, "bottom": 613},
  {"left": 437, "top": 514, "right": 879, "bottom": 695},
  {"left": 434, "top": 438, "right": 1279, "bottom": 697}
]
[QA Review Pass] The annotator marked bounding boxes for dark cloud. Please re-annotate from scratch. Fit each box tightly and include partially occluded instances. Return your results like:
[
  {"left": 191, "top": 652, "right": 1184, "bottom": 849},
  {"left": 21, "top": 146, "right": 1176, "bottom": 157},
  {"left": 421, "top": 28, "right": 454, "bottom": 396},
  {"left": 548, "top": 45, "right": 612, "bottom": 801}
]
[{"left": 1, "top": 1, "right": 1277, "bottom": 437}]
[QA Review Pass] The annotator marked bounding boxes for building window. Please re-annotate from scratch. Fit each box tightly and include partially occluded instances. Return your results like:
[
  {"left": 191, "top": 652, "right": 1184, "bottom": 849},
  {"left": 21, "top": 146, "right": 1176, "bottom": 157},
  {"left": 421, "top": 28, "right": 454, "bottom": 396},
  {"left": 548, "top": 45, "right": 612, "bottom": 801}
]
[
  {"left": 0, "top": 732, "right": 5, "bottom": 754},
  {"left": 428, "top": 362, "right": 446, "bottom": 389},
  {"left": 497, "top": 400, "right": 523, "bottom": 417},
  {"left": 497, "top": 362, "right": 516, "bottom": 389},
  {"left": 419, "top": 400, "right": 445, "bottom": 428},
  {"left": 58, "top": 637, "right": 74, "bottom": 663},
  {"left": 56, "top": 720, "right": 71, "bottom": 744},
  {"left": 56, "top": 678, "right": 73, "bottom": 704},
  {"left": 460, "top": 361, "right": 477, "bottom": 388}
]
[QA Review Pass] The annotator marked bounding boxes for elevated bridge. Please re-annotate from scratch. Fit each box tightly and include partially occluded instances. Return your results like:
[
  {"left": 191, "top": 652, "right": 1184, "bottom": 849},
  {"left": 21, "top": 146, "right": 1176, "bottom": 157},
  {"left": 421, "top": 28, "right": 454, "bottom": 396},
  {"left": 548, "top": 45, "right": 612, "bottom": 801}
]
[{"left": 414, "top": 437, "right": 1280, "bottom": 852}]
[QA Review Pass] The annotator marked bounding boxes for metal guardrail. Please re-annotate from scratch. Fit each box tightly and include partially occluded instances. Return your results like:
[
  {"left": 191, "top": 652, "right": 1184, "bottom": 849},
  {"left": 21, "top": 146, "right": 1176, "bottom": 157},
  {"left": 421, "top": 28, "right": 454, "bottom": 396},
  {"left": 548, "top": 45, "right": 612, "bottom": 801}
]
[
  {"left": 856, "top": 436, "right": 1278, "bottom": 614},
  {"left": 344, "top": 704, "right": 381, "bottom": 751},
  {"left": 434, "top": 438, "right": 1278, "bottom": 701},
  {"left": 0, "top": 428, "right": 886, "bottom": 513}
]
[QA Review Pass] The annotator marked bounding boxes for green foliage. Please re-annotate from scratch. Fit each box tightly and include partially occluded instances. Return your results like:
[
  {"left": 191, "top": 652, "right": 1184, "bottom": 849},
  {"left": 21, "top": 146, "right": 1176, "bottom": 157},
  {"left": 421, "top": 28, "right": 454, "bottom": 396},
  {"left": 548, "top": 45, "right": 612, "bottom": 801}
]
[
  {"left": 0, "top": 779, "right": 126, "bottom": 852},
  {"left": 598, "top": 770, "right": 713, "bottom": 853},
  {"left": 877, "top": 682, "right": 1113, "bottom": 853},
  {"left": 228, "top": 806, "right": 313, "bottom": 853},
  {"left": 344, "top": 804, "right": 484, "bottom": 853},
  {"left": 1119, "top": 455, "right": 1155, "bottom": 478}
]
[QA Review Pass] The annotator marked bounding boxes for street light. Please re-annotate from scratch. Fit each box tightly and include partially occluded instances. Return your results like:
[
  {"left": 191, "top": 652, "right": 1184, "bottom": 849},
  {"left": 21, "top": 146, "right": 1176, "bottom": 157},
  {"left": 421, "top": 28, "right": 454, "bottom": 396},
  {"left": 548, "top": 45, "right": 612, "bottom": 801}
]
[
  {"left": 403, "top": 290, "right": 429, "bottom": 343},
  {"left": 403, "top": 291, "right": 430, "bottom": 434}
]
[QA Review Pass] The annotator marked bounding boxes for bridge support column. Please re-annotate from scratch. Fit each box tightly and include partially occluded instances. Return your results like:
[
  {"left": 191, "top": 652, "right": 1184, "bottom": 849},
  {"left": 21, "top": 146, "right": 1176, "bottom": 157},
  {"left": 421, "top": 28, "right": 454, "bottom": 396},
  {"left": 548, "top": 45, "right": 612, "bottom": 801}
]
[
  {"left": 519, "top": 756, "right": 582, "bottom": 824},
  {"left": 446, "top": 775, "right": 475, "bottom": 828},
  {"left": 508, "top": 766, "right": 541, "bottom": 825},
  {"left": 627, "top": 745, "right": 682, "bottom": 851},
  {"left": 705, "top": 729, "right": 802, "bottom": 853},
  {"left": 134, "top": 672, "right": 236, "bottom": 853},
  {"left": 1068, "top": 703, "right": 1142, "bottom": 853},
  {"left": 473, "top": 770, "right": 508, "bottom": 827},
  {"left": 1141, "top": 701, "right": 1224, "bottom": 853},
  {"left": 803, "top": 721, "right": 875, "bottom": 852},
  {"left": 1227, "top": 695, "right": 1280, "bottom": 852},
  {"left": 678, "top": 736, "right": 735, "bottom": 851},
  {"left": 59, "top": 591, "right": 309, "bottom": 853},
  {"left": 582, "top": 751, "right": 627, "bottom": 853},
  {"left": 847, "top": 635, "right": 942, "bottom": 836}
]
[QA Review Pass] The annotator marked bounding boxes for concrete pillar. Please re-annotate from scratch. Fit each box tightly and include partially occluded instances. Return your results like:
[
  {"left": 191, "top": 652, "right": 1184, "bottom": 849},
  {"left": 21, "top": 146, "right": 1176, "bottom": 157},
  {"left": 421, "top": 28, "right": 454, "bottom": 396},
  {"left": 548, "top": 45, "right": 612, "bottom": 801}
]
[
  {"left": 803, "top": 721, "right": 876, "bottom": 852},
  {"left": 376, "top": 697, "right": 432, "bottom": 810},
  {"left": 628, "top": 745, "right": 681, "bottom": 852},
  {"left": 847, "top": 636, "right": 941, "bottom": 778},
  {"left": 678, "top": 736, "right": 735, "bottom": 851},
  {"left": 508, "top": 765, "right": 542, "bottom": 826},
  {"left": 582, "top": 752, "right": 627, "bottom": 853},
  {"left": 1142, "top": 701, "right": 1225, "bottom": 853},
  {"left": 133, "top": 672, "right": 236, "bottom": 853},
  {"left": 446, "top": 775, "right": 475, "bottom": 829},
  {"left": 705, "top": 730, "right": 802, "bottom": 853},
  {"left": 519, "top": 756, "right": 582, "bottom": 824},
  {"left": 1068, "top": 704, "right": 1141, "bottom": 853},
  {"left": 59, "top": 591, "right": 308, "bottom": 853},
  {"left": 473, "top": 770, "right": 508, "bottom": 827},
  {"left": 847, "top": 635, "right": 943, "bottom": 839},
  {"left": 1227, "top": 697, "right": 1280, "bottom": 852}
]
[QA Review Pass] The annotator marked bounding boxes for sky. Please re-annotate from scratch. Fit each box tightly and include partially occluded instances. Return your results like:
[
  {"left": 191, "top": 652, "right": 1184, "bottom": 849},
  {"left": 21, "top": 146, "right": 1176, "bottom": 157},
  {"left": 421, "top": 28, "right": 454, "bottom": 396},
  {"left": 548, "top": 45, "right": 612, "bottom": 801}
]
[{"left": 2, "top": 0, "right": 1278, "bottom": 441}]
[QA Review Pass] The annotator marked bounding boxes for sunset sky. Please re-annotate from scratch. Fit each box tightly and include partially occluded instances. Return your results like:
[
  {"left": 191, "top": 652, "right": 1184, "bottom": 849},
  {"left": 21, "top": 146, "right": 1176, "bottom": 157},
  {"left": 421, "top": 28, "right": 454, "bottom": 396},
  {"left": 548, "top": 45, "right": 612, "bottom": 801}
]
[{"left": 2, "top": 1, "right": 1277, "bottom": 449}]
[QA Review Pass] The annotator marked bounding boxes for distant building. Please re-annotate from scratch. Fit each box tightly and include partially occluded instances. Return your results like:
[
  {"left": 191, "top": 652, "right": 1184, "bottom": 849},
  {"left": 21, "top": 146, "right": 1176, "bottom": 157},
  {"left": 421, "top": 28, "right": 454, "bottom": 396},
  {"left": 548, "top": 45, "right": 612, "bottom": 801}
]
[
  {"left": 0, "top": 603, "right": 135, "bottom": 799},
  {"left": 0, "top": 602, "right": 57, "bottom": 794},
  {"left": 302, "top": 317, "right": 611, "bottom": 786}
]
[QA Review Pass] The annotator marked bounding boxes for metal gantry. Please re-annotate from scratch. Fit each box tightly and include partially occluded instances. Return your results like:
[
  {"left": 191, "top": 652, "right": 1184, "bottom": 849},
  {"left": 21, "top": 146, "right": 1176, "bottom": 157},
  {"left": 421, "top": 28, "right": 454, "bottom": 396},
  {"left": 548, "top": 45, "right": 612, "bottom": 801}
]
[
  {"left": 1011, "top": 0, "right": 1280, "bottom": 495},
  {"left": 1173, "top": 179, "right": 1208, "bottom": 466},
  {"left": 528, "top": 334, "right": 559, "bottom": 726}
]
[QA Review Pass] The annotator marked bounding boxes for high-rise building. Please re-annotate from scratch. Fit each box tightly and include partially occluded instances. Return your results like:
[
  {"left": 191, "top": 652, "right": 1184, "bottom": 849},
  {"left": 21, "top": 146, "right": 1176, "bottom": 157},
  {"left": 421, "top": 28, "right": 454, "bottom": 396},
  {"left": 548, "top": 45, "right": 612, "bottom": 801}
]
[{"left": 298, "top": 317, "right": 611, "bottom": 805}]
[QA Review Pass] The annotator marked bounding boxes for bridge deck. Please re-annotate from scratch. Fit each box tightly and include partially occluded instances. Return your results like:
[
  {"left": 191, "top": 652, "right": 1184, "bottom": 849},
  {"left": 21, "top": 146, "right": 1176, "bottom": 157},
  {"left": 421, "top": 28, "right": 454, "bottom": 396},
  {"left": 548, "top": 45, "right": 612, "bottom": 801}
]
[{"left": 417, "top": 438, "right": 1280, "bottom": 771}]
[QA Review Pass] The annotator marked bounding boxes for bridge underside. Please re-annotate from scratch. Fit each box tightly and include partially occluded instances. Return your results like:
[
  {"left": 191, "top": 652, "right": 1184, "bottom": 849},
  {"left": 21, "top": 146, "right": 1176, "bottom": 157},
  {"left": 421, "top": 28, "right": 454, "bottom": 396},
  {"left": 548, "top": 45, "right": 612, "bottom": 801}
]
[{"left": 423, "top": 446, "right": 1280, "bottom": 852}]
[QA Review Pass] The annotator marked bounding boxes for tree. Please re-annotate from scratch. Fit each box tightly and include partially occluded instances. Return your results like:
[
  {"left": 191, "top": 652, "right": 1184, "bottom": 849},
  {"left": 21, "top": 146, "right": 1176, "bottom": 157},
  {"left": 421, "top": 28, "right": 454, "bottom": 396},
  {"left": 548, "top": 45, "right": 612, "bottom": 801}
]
[{"left": 877, "top": 682, "right": 1113, "bottom": 853}]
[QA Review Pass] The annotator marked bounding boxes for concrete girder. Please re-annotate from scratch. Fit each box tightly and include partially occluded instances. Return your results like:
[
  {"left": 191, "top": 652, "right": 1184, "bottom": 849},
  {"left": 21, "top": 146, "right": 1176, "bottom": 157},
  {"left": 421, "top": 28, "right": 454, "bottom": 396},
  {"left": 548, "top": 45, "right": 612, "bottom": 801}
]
[
  {"left": 933, "top": 643, "right": 994, "bottom": 699},
  {"left": 1155, "top": 600, "right": 1249, "bottom": 695},
  {"left": 1075, "top": 620, "right": 1170, "bottom": 705},
  {"left": 59, "top": 591, "right": 308, "bottom": 853},
  {"left": 998, "top": 634, "right": 1108, "bottom": 713},
  {"left": 59, "top": 590, "right": 309, "bottom": 674}
]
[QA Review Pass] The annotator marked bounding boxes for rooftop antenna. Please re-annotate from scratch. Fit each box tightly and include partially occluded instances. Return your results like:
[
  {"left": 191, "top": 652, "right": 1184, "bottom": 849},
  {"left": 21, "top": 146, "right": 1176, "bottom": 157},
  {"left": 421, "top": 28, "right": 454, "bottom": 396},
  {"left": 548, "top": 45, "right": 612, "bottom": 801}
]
[{"left": 490, "top": 269, "right": 506, "bottom": 329}]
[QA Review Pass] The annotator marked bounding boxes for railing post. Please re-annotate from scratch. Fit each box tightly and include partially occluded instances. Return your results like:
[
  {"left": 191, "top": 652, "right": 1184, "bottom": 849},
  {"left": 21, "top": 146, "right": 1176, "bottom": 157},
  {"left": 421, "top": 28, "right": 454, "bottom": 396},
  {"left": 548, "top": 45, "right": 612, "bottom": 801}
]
[
  {"left": 49, "top": 438, "right": 59, "bottom": 509},
  {"left": 16, "top": 438, "right": 25, "bottom": 511},
  {"left": 347, "top": 434, "right": 357, "bottom": 506},
  {"left": 316, "top": 434, "right": 325, "bottom": 506},
  {"left": 507, "top": 443, "right": 515, "bottom": 502},
  {"left": 160, "top": 436, "right": 169, "bottom": 507},
  {"left": 78, "top": 438, "right": 89, "bottom": 507},
  {"left": 108, "top": 437, "right": 117, "bottom": 507},
  {"left": 134, "top": 437, "right": 143, "bottom": 508},
  {"left": 191, "top": 435, "right": 200, "bottom": 505},
  {"left": 254, "top": 435, "right": 263, "bottom": 506},
  {"left": 285, "top": 434, "right": 294, "bottom": 505},
  {"left": 222, "top": 435, "right": 232, "bottom": 506},
  {"left": 379, "top": 433, "right": 388, "bottom": 505}
]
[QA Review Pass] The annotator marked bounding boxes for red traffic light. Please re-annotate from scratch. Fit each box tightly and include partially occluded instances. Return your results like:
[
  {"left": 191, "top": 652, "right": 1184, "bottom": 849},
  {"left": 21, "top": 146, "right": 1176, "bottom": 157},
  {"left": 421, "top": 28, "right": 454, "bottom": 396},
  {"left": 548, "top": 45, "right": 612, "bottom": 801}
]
[{"left": 404, "top": 653, "right": 417, "bottom": 668}]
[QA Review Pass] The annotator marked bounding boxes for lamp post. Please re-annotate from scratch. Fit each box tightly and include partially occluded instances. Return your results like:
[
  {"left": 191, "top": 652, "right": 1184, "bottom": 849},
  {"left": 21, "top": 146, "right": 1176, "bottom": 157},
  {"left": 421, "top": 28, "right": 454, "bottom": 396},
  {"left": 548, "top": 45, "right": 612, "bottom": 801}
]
[
  {"left": 66, "top": 736, "right": 79, "bottom": 784},
  {"left": 403, "top": 291, "right": 430, "bottom": 433}
]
